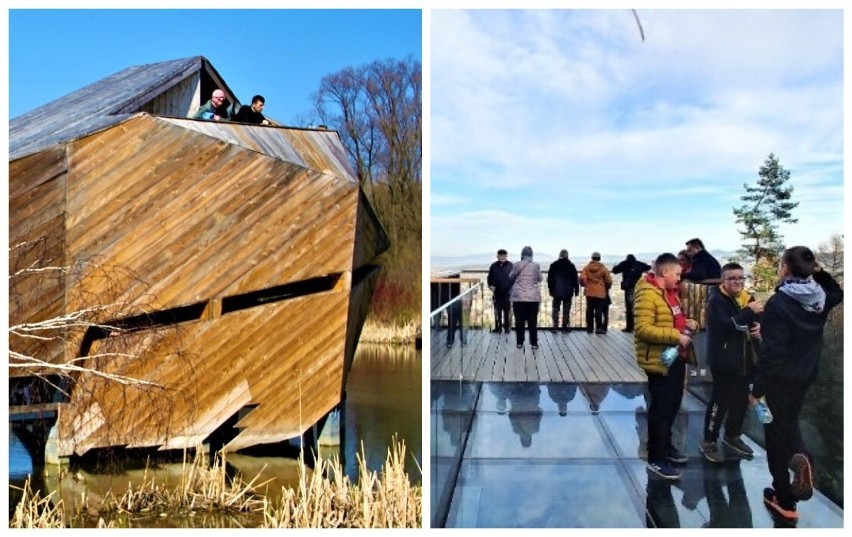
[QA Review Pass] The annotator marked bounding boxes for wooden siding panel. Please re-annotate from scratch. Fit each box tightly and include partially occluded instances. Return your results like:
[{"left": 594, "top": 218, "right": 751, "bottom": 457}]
[
  {"left": 9, "top": 148, "right": 69, "bottom": 375},
  {"left": 139, "top": 71, "right": 200, "bottom": 118},
  {"left": 56, "top": 289, "right": 350, "bottom": 455},
  {"left": 64, "top": 116, "right": 356, "bottom": 315}
]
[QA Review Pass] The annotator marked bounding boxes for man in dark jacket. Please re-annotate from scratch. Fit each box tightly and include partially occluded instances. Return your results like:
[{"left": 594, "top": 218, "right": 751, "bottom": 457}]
[
  {"left": 612, "top": 254, "right": 651, "bottom": 332},
  {"left": 487, "top": 249, "right": 513, "bottom": 333},
  {"left": 233, "top": 94, "right": 271, "bottom": 125},
  {"left": 700, "top": 262, "right": 763, "bottom": 464},
  {"left": 682, "top": 238, "right": 722, "bottom": 282},
  {"left": 547, "top": 249, "right": 579, "bottom": 330}
]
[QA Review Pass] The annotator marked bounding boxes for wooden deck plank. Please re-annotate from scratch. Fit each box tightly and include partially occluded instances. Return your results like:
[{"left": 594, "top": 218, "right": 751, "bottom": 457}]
[
  {"left": 431, "top": 329, "right": 644, "bottom": 383},
  {"left": 547, "top": 331, "right": 575, "bottom": 382}
]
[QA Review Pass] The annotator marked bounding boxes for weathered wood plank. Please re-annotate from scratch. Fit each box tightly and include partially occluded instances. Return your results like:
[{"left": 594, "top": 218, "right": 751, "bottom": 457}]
[{"left": 431, "top": 330, "right": 644, "bottom": 384}]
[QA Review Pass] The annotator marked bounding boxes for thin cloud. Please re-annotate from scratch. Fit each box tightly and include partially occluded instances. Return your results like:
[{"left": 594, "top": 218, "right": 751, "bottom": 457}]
[{"left": 431, "top": 9, "right": 843, "bottom": 258}]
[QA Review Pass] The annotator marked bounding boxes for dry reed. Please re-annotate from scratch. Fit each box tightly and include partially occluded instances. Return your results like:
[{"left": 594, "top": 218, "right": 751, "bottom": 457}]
[
  {"left": 10, "top": 439, "right": 421, "bottom": 528},
  {"left": 262, "top": 438, "right": 422, "bottom": 528},
  {"left": 359, "top": 319, "right": 420, "bottom": 344},
  {"left": 10, "top": 478, "right": 66, "bottom": 528}
]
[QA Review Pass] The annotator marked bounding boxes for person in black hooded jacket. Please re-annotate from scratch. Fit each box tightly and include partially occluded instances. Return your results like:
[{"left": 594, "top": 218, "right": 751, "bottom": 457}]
[
  {"left": 547, "top": 249, "right": 579, "bottom": 330},
  {"left": 751, "top": 246, "right": 843, "bottom": 524},
  {"left": 612, "top": 254, "right": 651, "bottom": 332}
]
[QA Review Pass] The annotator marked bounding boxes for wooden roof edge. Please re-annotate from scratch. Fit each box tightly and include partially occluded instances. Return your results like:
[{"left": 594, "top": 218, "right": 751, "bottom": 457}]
[
  {"left": 112, "top": 56, "right": 206, "bottom": 115},
  {"left": 8, "top": 113, "right": 138, "bottom": 162}
]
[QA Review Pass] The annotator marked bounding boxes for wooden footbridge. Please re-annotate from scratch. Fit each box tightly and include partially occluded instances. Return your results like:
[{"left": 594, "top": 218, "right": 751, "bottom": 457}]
[{"left": 432, "top": 329, "right": 646, "bottom": 383}]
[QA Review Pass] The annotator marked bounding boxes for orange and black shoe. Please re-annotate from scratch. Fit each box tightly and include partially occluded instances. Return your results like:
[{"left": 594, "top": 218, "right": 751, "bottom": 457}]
[
  {"left": 790, "top": 453, "right": 814, "bottom": 501},
  {"left": 763, "top": 487, "right": 798, "bottom": 524}
]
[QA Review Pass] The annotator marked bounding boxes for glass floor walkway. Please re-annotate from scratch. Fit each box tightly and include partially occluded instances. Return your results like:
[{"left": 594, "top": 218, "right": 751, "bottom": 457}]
[{"left": 431, "top": 380, "right": 844, "bottom": 528}]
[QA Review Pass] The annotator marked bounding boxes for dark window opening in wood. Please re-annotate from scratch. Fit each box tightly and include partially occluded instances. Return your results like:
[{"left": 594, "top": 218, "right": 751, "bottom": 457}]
[
  {"left": 352, "top": 264, "right": 381, "bottom": 287},
  {"left": 80, "top": 301, "right": 208, "bottom": 355},
  {"left": 9, "top": 375, "right": 69, "bottom": 406},
  {"left": 221, "top": 273, "right": 343, "bottom": 315}
]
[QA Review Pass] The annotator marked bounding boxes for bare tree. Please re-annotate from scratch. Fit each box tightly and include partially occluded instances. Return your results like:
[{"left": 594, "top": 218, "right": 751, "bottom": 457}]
[
  {"left": 9, "top": 236, "right": 196, "bottom": 454},
  {"left": 313, "top": 57, "right": 422, "bottom": 322},
  {"left": 816, "top": 233, "right": 844, "bottom": 285}
]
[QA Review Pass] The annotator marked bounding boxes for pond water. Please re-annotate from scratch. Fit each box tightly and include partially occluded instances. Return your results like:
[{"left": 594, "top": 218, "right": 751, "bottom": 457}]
[{"left": 8, "top": 343, "right": 421, "bottom": 527}]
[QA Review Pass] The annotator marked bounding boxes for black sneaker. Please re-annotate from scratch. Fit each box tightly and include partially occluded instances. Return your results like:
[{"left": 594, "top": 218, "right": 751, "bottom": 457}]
[
  {"left": 700, "top": 441, "right": 725, "bottom": 463},
  {"left": 665, "top": 446, "right": 688, "bottom": 464},
  {"left": 516, "top": 344, "right": 523, "bottom": 349},
  {"left": 790, "top": 453, "right": 814, "bottom": 501},
  {"left": 491, "top": 328, "right": 502, "bottom": 334},
  {"left": 722, "top": 436, "right": 754, "bottom": 458},
  {"left": 531, "top": 344, "right": 539, "bottom": 350},
  {"left": 763, "top": 487, "right": 798, "bottom": 524},
  {"left": 647, "top": 459, "right": 680, "bottom": 480}
]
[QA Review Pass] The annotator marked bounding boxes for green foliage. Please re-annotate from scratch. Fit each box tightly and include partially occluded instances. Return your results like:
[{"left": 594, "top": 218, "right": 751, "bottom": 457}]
[{"left": 733, "top": 153, "right": 798, "bottom": 289}]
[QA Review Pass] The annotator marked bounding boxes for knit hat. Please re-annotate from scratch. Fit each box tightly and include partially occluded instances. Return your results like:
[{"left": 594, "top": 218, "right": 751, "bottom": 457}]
[
  {"left": 592, "top": 251, "right": 601, "bottom": 260},
  {"left": 559, "top": 249, "right": 568, "bottom": 259},
  {"left": 521, "top": 246, "right": 533, "bottom": 258}
]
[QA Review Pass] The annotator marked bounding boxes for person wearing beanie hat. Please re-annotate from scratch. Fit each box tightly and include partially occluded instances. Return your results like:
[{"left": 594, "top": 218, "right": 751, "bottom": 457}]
[
  {"left": 581, "top": 251, "right": 613, "bottom": 334},
  {"left": 509, "top": 246, "right": 543, "bottom": 350},
  {"left": 488, "top": 249, "right": 514, "bottom": 333},
  {"left": 548, "top": 249, "right": 579, "bottom": 331}
]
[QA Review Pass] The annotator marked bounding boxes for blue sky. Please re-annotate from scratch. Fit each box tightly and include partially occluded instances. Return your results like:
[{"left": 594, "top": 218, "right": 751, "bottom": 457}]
[
  {"left": 7, "top": 8, "right": 421, "bottom": 125},
  {"left": 430, "top": 9, "right": 844, "bottom": 262}
]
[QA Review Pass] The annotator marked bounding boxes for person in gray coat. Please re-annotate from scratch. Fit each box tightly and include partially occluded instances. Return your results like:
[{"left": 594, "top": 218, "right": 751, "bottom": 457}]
[{"left": 509, "top": 246, "right": 543, "bottom": 349}]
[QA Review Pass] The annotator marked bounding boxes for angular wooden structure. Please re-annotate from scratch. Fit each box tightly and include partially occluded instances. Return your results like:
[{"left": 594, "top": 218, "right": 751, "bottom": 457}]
[{"left": 9, "top": 56, "right": 389, "bottom": 456}]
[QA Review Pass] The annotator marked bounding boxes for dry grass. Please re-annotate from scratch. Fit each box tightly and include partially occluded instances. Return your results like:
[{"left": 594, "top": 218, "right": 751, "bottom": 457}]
[
  {"left": 10, "top": 440, "right": 421, "bottom": 528},
  {"left": 263, "top": 439, "right": 421, "bottom": 528},
  {"left": 359, "top": 319, "right": 420, "bottom": 344},
  {"left": 10, "top": 478, "right": 66, "bottom": 528},
  {"left": 98, "top": 448, "right": 268, "bottom": 516}
]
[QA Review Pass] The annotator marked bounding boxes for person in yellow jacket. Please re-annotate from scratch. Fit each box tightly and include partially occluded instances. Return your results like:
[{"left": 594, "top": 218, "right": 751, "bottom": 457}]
[
  {"left": 634, "top": 252, "right": 699, "bottom": 480},
  {"left": 580, "top": 252, "right": 613, "bottom": 334}
]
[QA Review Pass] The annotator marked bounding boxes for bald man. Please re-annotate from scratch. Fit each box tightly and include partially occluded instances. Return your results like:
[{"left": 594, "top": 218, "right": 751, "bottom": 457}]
[{"left": 192, "top": 89, "right": 234, "bottom": 121}]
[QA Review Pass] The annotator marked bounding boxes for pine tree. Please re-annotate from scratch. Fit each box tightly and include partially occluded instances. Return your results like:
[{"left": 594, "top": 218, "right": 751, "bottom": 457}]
[{"left": 733, "top": 153, "right": 798, "bottom": 289}]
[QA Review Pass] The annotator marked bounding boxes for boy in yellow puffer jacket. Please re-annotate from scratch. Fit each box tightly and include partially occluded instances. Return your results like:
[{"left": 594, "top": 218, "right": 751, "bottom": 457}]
[{"left": 634, "top": 252, "right": 699, "bottom": 480}]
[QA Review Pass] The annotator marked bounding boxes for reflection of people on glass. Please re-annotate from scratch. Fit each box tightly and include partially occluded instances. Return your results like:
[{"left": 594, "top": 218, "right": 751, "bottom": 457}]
[
  {"left": 645, "top": 477, "right": 680, "bottom": 528},
  {"left": 612, "top": 382, "right": 647, "bottom": 400},
  {"left": 702, "top": 461, "right": 753, "bottom": 528},
  {"left": 445, "top": 281, "right": 466, "bottom": 347},
  {"left": 437, "top": 382, "right": 476, "bottom": 450},
  {"left": 583, "top": 383, "right": 610, "bottom": 414},
  {"left": 489, "top": 382, "right": 513, "bottom": 415},
  {"left": 507, "top": 383, "right": 543, "bottom": 448},
  {"left": 546, "top": 383, "right": 577, "bottom": 416}
]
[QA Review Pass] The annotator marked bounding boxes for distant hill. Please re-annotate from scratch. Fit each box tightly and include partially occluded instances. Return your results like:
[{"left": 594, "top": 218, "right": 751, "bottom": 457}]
[{"left": 431, "top": 250, "right": 737, "bottom": 273}]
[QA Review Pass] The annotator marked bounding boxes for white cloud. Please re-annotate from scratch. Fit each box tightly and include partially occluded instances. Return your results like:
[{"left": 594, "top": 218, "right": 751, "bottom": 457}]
[{"left": 430, "top": 9, "right": 843, "bottom": 259}]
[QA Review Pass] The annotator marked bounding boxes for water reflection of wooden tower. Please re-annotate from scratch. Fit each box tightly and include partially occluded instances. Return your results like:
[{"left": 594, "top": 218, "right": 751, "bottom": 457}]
[{"left": 9, "top": 56, "right": 389, "bottom": 460}]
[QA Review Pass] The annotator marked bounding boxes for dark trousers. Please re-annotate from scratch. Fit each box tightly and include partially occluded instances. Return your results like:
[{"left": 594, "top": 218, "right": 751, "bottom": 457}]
[
  {"left": 764, "top": 380, "right": 809, "bottom": 506},
  {"left": 585, "top": 297, "right": 606, "bottom": 332},
  {"left": 646, "top": 359, "right": 686, "bottom": 462},
  {"left": 703, "top": 370, "right": 750, "bottom": 442},
  {"left": 446, "top": 302, "right": 465, "bottom": 345},
  {"left": 551, "top": 298, "right": 571, "bottom": 328},
  {"left": 493, "top": 294, "right": 511, "bottom": 332},
  {"left": 513, "top": 301, "right": 540, "bottom": 346},
  {"left": 624, "top": 289, "right": 636, "bottom": 330}
]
